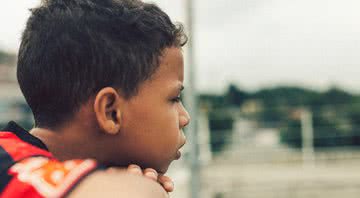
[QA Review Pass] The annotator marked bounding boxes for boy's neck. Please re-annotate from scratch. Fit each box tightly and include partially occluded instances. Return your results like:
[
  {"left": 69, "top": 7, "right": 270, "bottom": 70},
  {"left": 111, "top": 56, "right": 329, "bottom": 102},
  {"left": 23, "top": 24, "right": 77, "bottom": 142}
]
[{"left": 30, "top": 123, "right": 105, "bottom": 162}]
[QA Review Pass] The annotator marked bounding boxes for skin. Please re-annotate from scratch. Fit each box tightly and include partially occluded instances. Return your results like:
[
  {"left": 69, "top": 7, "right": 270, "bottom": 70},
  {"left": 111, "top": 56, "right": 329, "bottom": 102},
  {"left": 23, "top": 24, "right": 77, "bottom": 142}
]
[{"left": 30, "top": 47, "right": 190, "bottom": 196}]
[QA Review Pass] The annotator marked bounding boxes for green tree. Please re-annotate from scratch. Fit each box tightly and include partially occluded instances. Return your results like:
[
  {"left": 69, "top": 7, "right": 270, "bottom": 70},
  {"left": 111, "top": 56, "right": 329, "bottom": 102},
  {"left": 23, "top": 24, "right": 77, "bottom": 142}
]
[
  {"left": 224, "top": 84, "right": 248, "bottom": 107},
  {"left": 208, "top": 111, "right": 234, "bottom": 154},
  {"left": 280, "top": 115, "right": 351, "bottom": 148},
  {"left": 0, "top": 50, "right": 16, "bottom": 65}
]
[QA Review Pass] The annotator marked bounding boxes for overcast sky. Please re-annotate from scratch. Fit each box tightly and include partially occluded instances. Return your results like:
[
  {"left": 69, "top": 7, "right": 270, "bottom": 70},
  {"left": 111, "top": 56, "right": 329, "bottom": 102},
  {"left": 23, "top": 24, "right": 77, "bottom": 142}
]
[{"left": 1, "top": 0, "right": 360, "bottom": 94}]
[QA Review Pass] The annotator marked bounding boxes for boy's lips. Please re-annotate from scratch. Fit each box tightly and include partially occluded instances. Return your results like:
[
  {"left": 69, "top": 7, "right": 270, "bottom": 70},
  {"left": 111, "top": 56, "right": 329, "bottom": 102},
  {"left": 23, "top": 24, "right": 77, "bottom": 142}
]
[
  {"left": 175, "top": 150, "right": 181, "bottom": 160},
  {"left": 175, "top": 138, "right": 186, "bottom": 160}
]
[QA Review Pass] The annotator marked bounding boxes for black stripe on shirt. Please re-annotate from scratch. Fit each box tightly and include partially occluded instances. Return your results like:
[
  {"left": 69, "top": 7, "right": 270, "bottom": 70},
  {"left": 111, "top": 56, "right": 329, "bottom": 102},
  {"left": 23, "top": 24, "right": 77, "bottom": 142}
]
[{"left": 0, "top": 146, "right": 14, "bottom": 192}]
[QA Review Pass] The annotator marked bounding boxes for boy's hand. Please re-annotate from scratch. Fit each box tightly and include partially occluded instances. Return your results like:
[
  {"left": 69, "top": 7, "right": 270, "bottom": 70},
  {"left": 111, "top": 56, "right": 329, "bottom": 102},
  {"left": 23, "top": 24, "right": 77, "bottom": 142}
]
[
  {"left": 127, "top": 164, "right": 174, "bottom": 192},
  {"left": 107, "top": 164, "right": 174, "bottom": 193}
]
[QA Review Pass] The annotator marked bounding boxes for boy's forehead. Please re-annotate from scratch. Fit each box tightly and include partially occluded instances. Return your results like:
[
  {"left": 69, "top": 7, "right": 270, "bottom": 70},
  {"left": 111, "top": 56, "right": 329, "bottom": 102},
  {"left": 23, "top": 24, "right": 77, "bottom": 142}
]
[
  {"left": 138, "top": 47, "right": 184, "bottom": 94},
  {"left": 154, "top": 47, "right": 184, "bottom": 81}
]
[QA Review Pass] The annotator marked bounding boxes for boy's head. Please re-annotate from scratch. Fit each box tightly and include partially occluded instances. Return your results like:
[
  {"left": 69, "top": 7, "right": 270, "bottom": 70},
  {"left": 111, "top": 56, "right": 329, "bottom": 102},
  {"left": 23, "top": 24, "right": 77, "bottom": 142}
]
[{"left": 17, "top": 0, "right": 190, "bottom": 173}]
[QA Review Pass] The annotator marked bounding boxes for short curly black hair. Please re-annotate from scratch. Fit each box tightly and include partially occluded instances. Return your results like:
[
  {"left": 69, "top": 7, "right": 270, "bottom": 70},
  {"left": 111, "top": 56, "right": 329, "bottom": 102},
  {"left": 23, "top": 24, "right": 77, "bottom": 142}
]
[{"left": 17, "top": 0, "right": 187, "bottom": 128}]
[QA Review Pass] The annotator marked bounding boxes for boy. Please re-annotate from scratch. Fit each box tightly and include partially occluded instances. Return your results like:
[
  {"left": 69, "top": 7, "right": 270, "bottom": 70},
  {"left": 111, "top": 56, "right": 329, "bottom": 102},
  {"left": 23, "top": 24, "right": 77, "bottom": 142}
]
[{"left": 0, "top": 0, "right": 190, "bottom": 197}]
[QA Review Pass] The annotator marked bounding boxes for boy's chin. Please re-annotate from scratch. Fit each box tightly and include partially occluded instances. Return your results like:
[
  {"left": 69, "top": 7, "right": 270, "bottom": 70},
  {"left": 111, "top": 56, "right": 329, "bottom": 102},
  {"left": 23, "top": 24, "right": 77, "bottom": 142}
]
[
  {"left": 138, "top": 159, "right": 172, "bottom": 175},
  {"left": 154, "top": 162, "right": 172, "bottom": 175},
  {"left": 157, "top": 167, "right": 168, "bottom": 175}
]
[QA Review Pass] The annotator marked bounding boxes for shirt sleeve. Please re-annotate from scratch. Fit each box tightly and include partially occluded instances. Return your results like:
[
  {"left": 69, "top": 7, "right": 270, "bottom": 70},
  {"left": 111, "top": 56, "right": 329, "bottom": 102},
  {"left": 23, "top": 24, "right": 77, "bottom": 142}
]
[{"left": 1, "top": 156, "right": 100, "bottom": 198}]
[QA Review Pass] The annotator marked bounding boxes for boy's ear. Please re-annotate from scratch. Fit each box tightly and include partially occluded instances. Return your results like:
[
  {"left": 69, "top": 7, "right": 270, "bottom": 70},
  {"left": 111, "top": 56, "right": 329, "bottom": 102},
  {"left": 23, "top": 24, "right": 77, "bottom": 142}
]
[{"left": 94, "top": 87, "right": 123, "bottom": 135}]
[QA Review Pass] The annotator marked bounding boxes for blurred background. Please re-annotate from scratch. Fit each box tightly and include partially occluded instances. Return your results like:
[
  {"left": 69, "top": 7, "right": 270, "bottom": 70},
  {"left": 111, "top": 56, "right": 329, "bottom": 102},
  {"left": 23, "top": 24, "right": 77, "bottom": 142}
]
[{"left": 1, "top": 0, "right": 360, "bottom": 198}]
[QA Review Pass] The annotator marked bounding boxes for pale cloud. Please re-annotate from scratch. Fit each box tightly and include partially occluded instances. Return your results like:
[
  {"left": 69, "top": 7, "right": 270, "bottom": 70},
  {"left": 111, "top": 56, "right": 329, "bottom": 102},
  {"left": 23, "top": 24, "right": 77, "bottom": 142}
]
[
  {"left": 1, "top": 0, "right": 360, "bottom": 93},
  {"left": 194, "top": 0, "right": 360, "bottom": 93},
  {"left": 0, "top": 0, "right": 39, "bottom": 52}
]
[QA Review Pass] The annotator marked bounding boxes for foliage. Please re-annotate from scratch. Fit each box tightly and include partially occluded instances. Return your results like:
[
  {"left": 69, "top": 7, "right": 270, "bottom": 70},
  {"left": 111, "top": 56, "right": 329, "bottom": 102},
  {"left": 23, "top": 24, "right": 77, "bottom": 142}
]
[
  {"left": 224, "top": 84, "right": 248, "bottom": 107},
  {"left": 0, "top": 50, "right": 16, "bottom": 65},
  {"left": 201, "top": 84, "right": 360, "bottom": 149},
  {"left": 280, "top": 116, "right": 352, "bottom": 148},
  {"left": 208, "top": 111, "right": 234, "bottom": 154}
]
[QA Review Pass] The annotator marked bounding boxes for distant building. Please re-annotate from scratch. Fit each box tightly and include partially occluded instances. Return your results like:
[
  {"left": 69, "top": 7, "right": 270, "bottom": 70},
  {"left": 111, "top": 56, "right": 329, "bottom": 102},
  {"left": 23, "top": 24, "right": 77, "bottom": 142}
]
[
  {"left": 0, "top": 62, "right": 32, "bottom": 127},
  {"left": 240, "top": 99, "right": 262, "bottom": 115}
]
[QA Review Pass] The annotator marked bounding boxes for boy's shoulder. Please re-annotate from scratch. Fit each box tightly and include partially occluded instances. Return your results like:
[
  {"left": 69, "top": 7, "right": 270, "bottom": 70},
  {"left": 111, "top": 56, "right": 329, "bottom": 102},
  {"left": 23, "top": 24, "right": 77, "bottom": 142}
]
[
  {"left": 0, "top": 122, "right": 169, "bottom": 198},
  {"left": 0, "top": 121, "right": 100, "bottom": 197}
]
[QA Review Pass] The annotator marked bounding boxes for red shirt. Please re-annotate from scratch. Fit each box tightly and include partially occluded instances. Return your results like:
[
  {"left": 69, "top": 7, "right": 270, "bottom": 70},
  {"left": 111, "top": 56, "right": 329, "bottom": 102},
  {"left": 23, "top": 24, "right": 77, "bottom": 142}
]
[{"left": 0, "top": 122, "right": 99, "bottom": 198}]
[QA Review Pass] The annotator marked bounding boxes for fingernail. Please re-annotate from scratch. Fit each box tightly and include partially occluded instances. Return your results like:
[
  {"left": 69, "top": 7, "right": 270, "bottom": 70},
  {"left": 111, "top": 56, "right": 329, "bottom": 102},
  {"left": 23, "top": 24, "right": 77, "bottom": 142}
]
[
  {"left": 128, "top": 164, "right": 140, "bottom": 169},
  {"left": 164, "top": 181, "right": 174, "bottom": 192},
  {"left": 106, "top": 167, "right": 116, "bottom": 173},
  {"left": 146, "top": 171, "right": 157, "bottom": 179},
  {"left": 127, "top": 165, "right": 142, "bottom": 175}
]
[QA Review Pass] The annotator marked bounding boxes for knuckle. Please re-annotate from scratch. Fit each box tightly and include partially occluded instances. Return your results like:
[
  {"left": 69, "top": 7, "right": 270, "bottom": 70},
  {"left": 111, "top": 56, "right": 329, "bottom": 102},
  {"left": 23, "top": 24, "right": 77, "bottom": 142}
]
[{"left": 128, "top": 164, "right": 141, "bottom": 169}]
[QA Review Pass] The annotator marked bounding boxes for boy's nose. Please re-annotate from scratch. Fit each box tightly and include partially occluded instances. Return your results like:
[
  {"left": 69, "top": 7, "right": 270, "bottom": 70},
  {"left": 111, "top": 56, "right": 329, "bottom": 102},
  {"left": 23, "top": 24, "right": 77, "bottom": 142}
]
[{"left": 180, "top": 108, "right": 191, "bottom": 129}]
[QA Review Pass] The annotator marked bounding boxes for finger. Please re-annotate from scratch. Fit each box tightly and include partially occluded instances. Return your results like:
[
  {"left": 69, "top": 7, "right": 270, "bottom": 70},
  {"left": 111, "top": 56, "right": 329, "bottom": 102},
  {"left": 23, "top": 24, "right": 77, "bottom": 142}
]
[
  {"left": 143, "top": 168, "right": 158, "bottom": 181},
  {"left": 127, "top": 164, "right": 143, "bottom": 176},
  {"left": 106, "top": 167, "right": 118, "bottom": 173},
  {"left": 158, "top": 175, "right": 174, "bottom": 192}
]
